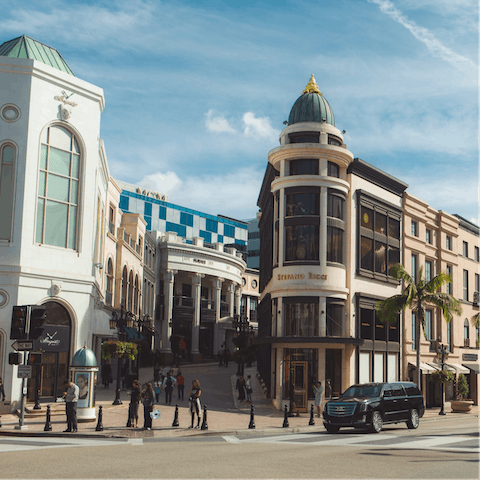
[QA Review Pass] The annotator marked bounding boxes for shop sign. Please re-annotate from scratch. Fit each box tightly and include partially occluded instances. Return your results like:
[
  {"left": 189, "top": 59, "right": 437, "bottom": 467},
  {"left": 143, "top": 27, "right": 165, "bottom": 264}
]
[
  {"left": 277, "top": 273, "right": 328, "bottom": 281},
  {"left": 33, "top": 326, "right": 70, "bottom": 352},
  {"left": 462, "top": 353, "right": 478, "bottom": 362}
]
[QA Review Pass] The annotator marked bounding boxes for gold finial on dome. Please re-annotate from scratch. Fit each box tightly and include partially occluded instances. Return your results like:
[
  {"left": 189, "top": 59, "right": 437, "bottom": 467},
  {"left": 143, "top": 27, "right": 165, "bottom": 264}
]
[{"left": 302, "top": 74, "right": 322, "bottom": 95}]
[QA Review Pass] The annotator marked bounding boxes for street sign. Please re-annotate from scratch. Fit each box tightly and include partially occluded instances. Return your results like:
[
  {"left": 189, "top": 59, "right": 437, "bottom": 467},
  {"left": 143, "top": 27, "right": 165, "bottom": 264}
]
[
  {"left": 11, "top": 340, "right": 34, "bottom": 351},
  {"left": 17, "top": 365, "right": 32, "bottom": 379}
]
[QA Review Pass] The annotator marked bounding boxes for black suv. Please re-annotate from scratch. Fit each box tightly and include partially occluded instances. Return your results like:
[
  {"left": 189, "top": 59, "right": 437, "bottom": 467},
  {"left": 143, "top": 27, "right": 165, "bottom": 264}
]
[{"left": 323, "top": 382, "right": 425, "bottom": 433}]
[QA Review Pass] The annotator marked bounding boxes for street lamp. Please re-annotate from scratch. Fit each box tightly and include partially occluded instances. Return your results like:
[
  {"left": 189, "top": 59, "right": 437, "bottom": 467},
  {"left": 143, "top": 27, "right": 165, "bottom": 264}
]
[
  {"left": 233, "top": 312, "right": 250, "bottom": 377},
  {"left": 133, "top": 314, "right": 153, "bottom": 377},
  {"left": 437, "top": 340, "right": 448, "bottom": 416},
  {"left": 109, "top": 306, "right": 136, "bottom": 405}
]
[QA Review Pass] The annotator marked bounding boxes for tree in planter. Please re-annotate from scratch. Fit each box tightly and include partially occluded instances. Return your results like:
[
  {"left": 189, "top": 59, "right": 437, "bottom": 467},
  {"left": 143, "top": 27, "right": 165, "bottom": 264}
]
[
  {"left": 376, "top": 263, "right": 462, "bottom": 390},
  {"left": 456, "top": 374, "right": 469, "bottom": 401}
]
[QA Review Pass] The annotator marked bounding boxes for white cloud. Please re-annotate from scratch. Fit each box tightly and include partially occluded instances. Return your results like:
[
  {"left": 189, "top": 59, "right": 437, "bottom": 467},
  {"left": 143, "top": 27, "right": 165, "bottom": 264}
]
[
  {"left": 205, "top": 109, "right": 237, "bottom": 134},
  {"left": 242, "top": 112, "right": 280, "bottom": 141},
  {"left": 137, "top": 172, "right": 182, "bottom": 196},
  {"left": 143, "top": 167, "right": 263, "bottom": 220},
  {"left": 368, "top": 0, "right": 477, "bottom": 72}
]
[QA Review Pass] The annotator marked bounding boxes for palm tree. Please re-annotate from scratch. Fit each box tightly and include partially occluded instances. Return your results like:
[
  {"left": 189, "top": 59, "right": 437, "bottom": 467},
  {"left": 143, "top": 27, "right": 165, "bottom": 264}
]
[
  {"left": 376, "top": 263, "right": 462, "bottom": 389},
  {"left": 472, "top": 313, "right": 479, "bottom": 347}
]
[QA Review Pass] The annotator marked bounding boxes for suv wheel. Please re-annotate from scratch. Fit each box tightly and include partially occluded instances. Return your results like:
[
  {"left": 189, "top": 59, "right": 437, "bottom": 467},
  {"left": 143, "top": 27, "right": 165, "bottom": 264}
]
[
  {"left": 369, "top": 411, "right": 383, "bottom": 433},
  {"left": 406, "top": 409, "right": 419, "bottom": 429},
  {"left": 325, "top": 425, "right": 339, "bottom": 434}
]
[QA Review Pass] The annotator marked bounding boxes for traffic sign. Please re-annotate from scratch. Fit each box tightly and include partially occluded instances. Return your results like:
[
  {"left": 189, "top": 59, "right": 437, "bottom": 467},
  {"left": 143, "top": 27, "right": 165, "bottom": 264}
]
[
  {"left": 11, "top": 340, "right": 34, "bottom": 351},
  {"left": 17, "top": 365, "right": 32, "bottom": 378}
]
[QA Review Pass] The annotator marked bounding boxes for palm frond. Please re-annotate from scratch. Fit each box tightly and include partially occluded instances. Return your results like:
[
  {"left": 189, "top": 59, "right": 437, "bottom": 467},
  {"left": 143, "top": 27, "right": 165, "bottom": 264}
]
[
  {"left": 376, "top": 295, "right": 408, "bottom": 324},
  {"left": 424, "top": 293, "right": 463, "bottom": 322},
  {"left": 471, "top": 312, "right": 479, "bottom": 328},
  {"left": 426, "top": 272, "right": 451, "bottom": 294}
]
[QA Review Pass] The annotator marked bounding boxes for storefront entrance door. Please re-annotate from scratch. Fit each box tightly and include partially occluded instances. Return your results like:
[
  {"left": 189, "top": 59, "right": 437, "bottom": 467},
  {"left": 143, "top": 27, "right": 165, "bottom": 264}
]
[{"left": 292, "top": 361, "right": 308, "bottom": 412}]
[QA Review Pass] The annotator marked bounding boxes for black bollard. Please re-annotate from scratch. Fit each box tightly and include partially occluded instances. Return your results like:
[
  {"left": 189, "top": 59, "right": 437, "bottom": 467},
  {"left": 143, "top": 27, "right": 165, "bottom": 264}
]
[
  {"left": 309, "top": 404, "right": 315, "bottom": 426},
  {"left": 201, "top": 405, "right": 208, "bottom": 430},
  {"left": 43, "top": 405, "right": 52, "bottom": 431},
  {"left": 282, "top": 404, "right": 289, "bottom": 428},
  {"left": 172, "top": 404, "right": 179, "bottom": 427},
  {"left": 96, "top": 405, "right": 104, "bottom": 432},
  {"left": 248, "top": 404, "right": 255, "bottom": 429}
]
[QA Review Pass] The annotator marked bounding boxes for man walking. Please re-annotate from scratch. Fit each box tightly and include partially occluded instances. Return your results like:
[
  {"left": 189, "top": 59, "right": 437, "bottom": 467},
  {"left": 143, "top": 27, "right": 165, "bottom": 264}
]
[
  {"left": 163, "top": 372, "right": 176, "bottom": 405},
  {"left": 63, "top": 380, "right": 79, "bottom": 432},
  {"left": 176, "top": 371, "right": 185, "bottom": 401}
]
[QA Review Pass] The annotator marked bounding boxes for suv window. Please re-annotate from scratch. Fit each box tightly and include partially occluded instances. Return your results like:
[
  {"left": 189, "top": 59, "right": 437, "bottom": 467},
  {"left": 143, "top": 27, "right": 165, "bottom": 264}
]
[
  {"left": 391, "top": 385, "right": 405, "bottom": 396},
  {"left": 383, "top": 386, "right": 393, "bottom": 398},
  {"left": 343, "top": 385, "right": 383, "bottom": 398},
  {"left": 403, "top": 384, "right": 421, "bottom": 396}
]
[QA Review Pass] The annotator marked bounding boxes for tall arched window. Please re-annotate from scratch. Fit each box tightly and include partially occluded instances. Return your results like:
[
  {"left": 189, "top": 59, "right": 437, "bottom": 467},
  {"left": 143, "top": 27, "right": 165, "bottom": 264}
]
[
  {"left": 106, "top": 258, "right": 114, "bottom": 306},
  {"left": 0, "top": 143, "right": 15, "bottom": 241},
  {"left": 133, "top": 274, "right": 139, "bottom": 314},
  {"left": 121, "top": 266, "right": 128, "bottom": 308},
  {"left": 128, "top": 270, "right": 134, "bottom": 311},
  {"left": 36, "top": 125, "right": 80, "bottom": 249}
]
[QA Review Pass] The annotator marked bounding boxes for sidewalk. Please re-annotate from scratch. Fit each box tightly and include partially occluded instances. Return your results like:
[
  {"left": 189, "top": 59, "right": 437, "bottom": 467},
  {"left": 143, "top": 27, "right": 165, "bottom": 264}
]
[{"left": 0, "top": 364, "right": 477, "bottom": 439}]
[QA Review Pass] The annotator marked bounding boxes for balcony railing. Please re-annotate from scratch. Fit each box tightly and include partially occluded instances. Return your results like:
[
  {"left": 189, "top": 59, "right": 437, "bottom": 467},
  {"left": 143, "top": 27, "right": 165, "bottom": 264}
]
[
  {"left": 464, "top": 338, "right": 470, "bottom": 347},
  {"left": 174, "top": 296, "right": 194, "bottom": 308}
]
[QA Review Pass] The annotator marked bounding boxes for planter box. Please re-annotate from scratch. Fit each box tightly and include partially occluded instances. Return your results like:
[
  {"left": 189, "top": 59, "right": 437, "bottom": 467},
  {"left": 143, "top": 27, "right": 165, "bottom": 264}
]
[{"left": 451, "top": 400, "right": 474, "bottom": 413}]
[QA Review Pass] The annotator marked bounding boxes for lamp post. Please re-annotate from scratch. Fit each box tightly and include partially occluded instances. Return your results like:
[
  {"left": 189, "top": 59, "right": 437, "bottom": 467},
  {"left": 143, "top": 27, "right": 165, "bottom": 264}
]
[
  {"left": 134, "top": 314, "right": 152, "bottom": 377},
  {"left": 233, "top": 312, "right": 250, "bottom": 377},
  {"left": 109, "top": 306, "right": 136, "bottom": 405},
  {"left": 437, "top": 341, "right": 448, "bottom": 416}
]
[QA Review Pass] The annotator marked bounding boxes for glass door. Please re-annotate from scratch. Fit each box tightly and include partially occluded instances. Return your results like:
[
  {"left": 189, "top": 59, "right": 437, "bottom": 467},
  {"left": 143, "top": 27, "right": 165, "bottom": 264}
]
[{"left": 292, "top": 361, "right": 308, "bottom": 412}]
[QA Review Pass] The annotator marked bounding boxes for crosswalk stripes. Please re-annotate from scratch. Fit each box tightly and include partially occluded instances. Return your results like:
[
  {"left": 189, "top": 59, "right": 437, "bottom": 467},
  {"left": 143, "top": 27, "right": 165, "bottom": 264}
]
[{"left": 223, "top": 433, "right": 479, "bottom": 453}]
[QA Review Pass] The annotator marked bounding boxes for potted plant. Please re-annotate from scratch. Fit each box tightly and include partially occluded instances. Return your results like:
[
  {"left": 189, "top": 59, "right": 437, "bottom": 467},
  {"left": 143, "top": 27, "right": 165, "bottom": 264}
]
[
  {"left": 451, "top": 374, "right": 474, "bottom": 413},
  {"left": 429, "top": 370, "right": 454, "bottom": 385}
]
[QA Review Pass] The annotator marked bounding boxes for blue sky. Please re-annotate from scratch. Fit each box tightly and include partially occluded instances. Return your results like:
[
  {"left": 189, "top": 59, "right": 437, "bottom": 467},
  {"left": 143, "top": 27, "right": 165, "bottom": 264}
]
[{"left": 2, "top": 0, "right": 478, "bottom": 223}]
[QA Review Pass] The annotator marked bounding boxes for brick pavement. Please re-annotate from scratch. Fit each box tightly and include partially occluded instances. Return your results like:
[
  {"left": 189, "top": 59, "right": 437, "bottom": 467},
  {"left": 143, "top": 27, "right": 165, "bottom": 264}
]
[{"left": 0, "top": 363, "right": 477, "bottom": 438}]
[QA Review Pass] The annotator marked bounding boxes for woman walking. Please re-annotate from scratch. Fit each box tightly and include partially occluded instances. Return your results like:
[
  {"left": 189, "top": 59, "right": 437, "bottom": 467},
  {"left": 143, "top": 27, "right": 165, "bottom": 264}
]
[
  {"left": 313, "top": 381, "right": 324, "bottom": 418},
  {"left": 245, "top": 375, "right": 253, "bottom": 403},
  {"left": 188, "top": 379, "right": 202, "bottom": 429},
  {"left": 236, "top": 375, "right": 246, "bottom": 402},
  {"left": 141, "top": 383, "right": 155, "bottom": 430},
  {"left": 127, "top": 379, "right": 141, "bottom": 428}
]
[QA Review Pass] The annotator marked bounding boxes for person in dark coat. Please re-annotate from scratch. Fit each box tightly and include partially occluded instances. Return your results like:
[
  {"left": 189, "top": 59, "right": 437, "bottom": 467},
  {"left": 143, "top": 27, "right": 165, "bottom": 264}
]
[
  {"left": 224, "top": 348, "right": 230, "bottom": 368},
  {"left": 127, "top": 379, "right": 141, "bottom": 428},
  {"left": 236, "top": 375, "right": 246, "bottom": 402},
  {"left": 141, "top": 383, "right": 155, "bottom": 430},
  {"left": 101, "top": 361, "right": 112, "bottom": 388}
]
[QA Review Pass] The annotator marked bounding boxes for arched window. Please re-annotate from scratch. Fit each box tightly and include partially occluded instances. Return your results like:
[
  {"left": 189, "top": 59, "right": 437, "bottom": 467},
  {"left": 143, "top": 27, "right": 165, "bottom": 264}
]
[
  {"left": 0, "top": 143, "right": 16, "bottom": 241},
  {"left": 121, "top": 266, "right": 128, "bottom": 308},
  {"left": 106, "top": 258, "right": 114, "bottom": 306},
  {"left": 464, "top": 319, "right": 470, "bottom": 347},
  {"left": 36, "top": 125, "right": 80, "bottom": 249},
  {"left": 128, "top": 270, "right": 134, "bottom": 312},
  {"left": 133, "top": 274, "right": 139, "bottom": 314}
]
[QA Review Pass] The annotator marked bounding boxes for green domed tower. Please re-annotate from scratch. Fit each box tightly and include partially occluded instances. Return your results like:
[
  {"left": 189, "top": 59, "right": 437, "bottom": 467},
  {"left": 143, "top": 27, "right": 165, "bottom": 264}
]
[{"left": 288, "top": 75, "right": 335, "bottom": 126}]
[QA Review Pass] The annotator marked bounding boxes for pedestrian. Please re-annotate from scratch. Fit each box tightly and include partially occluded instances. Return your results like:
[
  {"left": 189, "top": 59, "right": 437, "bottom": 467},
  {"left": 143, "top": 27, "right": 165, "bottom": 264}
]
[
  {"left": 163, "top": 372, "right": 176, "bottom": 405},
  {"left": 176, "top": 371, "right": 185, "bottom": 400},
  {"left": 127, "top": 379, "right": 141, "bottom": 428},
  {"left": 63, "top": 379, "right": 79, "bottom": 432},
  {"left": 153, "top": 378, "right": 162, "bottom": 403},
  {"left": 101, "top": 361, "right": 112, "bottom": 388},
  {"left": 245, "top": 375, "right": 253, "bottom": 403},
  {"left": 313, "top": 381, "right": 324, "bottom": 418},
  {"left": 218, "top": 347, "right": 224, "bottom": 367},
  {"left": 236, "top": 375, "right": 246, "bottom": 402},
  {"left": 0, "top": 376, "right": 5, "bottom": 401},
  {"left": 188, "top": 379, "right": 202, "bottom": 429},
  {"left": 141, "top": 382, "right": 155, "bottom": 430},
  {"left": 224, "top": 348, "right": 230, "bottom": 368}
]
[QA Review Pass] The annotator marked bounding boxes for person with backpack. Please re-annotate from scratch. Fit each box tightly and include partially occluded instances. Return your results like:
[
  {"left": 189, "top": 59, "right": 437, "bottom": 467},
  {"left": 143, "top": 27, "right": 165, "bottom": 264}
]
[{"left": 162, "top": 372, "right": 176, "bottom": 405}]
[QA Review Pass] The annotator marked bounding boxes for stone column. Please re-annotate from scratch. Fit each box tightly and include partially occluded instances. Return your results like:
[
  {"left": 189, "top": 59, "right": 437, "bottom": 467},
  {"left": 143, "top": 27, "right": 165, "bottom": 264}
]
[
  {"left": 161, "top": 269, "right": 176, "bottom": 361},
  {"left": 214, "top": 277, "right": 224, "bottom": 355},
  {"left": 227, "top": 282, "right": 235, "bottom": 317},
  {"left": 191, "top": 273, "right": 204, "bottom": 361},
  {"left": 320, "top": 186, "right": 328, "bottom": 266},
  {"left": 319, "top": 297, "right": 327, "bottom": 337}
]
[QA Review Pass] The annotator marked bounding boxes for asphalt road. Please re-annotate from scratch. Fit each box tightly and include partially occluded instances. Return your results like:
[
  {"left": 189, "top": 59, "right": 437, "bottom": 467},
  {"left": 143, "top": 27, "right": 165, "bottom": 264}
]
[{"left": 0, "top": 416, "right": 477, "bottom": 479}]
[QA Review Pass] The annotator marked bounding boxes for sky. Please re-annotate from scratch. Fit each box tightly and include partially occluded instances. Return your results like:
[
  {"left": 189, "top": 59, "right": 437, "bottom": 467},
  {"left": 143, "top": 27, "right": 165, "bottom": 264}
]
[{"left": 2, "top": 0, "right": 478, "bottom": 224}]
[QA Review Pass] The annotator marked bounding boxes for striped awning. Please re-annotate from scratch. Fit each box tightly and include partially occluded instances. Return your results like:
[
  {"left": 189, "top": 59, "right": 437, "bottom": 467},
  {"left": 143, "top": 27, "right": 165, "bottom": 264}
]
[{"left": 409, "top": 362, "right": 439, "bottom": 373}]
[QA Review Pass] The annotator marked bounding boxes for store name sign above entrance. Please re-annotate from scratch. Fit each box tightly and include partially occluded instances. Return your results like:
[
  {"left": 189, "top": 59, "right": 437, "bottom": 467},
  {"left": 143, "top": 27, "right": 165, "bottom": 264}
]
[{"left": 277, "top": 273, "right": 328, "bottom": 281}]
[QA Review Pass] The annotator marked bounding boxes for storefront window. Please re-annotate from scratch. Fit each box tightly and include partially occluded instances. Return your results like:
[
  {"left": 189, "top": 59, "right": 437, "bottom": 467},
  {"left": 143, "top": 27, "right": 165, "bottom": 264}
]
[
  {"left": 285, "top": 225, "right": 319, "bottom": 261},
  {"left": 284, "top": 298, "right": 319, "bottom": 336},
  {"left": 286, "top": 192, "right": 319, "bottom": 216},
  {"left": 283, "top": 348, "right": 318, "bottom": 400},
  {"left": 326, "top": 299, "right": 345, "bottom": 337}
]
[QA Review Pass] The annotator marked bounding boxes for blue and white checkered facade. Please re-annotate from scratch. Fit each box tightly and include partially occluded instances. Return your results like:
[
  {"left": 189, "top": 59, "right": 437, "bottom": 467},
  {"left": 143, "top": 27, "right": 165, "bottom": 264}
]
[{"left": 116, "top": 181, "right": 248, "bottom": 246}]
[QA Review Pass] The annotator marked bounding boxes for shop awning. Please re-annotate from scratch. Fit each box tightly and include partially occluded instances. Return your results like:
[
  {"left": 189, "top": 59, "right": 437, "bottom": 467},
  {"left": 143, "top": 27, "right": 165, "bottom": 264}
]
[
  {"left": 445, "top": 363, "right": 470, "bottom": 374},
  {"left": 124, "top": 327, "right": 145, "bottom": 341},
  {"left": 462, "top": 363, "right": 480, "bottom": 374},
  {"left": 409, "top": 362, "right": 439, "bottom": 373}
]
